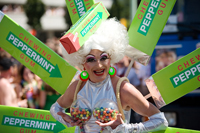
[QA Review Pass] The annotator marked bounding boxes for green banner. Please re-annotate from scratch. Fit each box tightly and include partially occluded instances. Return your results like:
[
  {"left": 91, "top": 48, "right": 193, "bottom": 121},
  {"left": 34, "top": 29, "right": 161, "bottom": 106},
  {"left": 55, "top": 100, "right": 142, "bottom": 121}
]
[
  {"left": 1, "top": 106, "right": 199, "bottom": 133},
  {"left": 152, "top": 48, "right": 200, "bottom": 105},
  {"left": 65, "top": 0, "right": 94, "bottom": 24},
  {"left": 150, "top": 127, "right": 200, "bottom": 133},
  {"left": 0, "top": 11, "right": 77, "bottom": 94},
  {"left": 127, "top": 0, "right": 176, "bottom": 65},
  {"left": 0, "top": 105, "right": 75, "bottom": 133},
  {"left": 6, "top": 32, "right": 61, "bottom": 78}
]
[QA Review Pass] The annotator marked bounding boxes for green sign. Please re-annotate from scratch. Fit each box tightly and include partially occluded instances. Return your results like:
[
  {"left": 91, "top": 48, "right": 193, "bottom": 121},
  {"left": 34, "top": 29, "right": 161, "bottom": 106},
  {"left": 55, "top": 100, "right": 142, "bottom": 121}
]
[
  {"left": 127, "top": 0, "right": 176, "bottom": 65},
  {"left": 65, "top": 0, "right": 95, "bottom": 24},
  {"left": 151, "top": 48, "right": 200, "bottom": 107},
  {"left": 149, "top": 127, "right": 200, "bottom": 133},
  {"left": 74, "top": 0, "right": 87, "bottom": 17},
  {"left": 0, "top": 11, "right": 77, "bottom": 94},
  {"left": 6, "top": 32, "right": 61, "bottom": 78},
  {"left": 1, "top": 106, "right": 199, "bottom": 133},
  {"left": 60, "top": 2, "right": 110, "bottom": 54},
  {"left": 71, "top": 7, "right": 93, "bottom": 30},
  {"left": 80, "top": 12, "right": 103, "bottom": 37},
  {"left": 170, "top": 61, "right": 200, "bottom": 88},
  {"left": 138, "top": 0, "right": 162, "bottom": 36},
  {"left": 0, "top": 105, "right": 75, "bottom": 133}
]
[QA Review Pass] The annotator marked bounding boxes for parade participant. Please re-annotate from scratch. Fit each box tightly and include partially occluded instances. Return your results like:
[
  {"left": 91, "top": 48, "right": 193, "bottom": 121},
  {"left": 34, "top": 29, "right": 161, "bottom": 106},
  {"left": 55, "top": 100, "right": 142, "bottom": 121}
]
[{"left": 50, "top": 18, "right": 168, "bottom": 133}]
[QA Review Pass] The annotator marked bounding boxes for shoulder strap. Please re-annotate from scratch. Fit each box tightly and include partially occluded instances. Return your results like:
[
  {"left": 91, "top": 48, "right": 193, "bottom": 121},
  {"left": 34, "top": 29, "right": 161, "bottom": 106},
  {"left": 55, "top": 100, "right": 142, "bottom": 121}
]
[
  {"left": 73, "top": 79, "right": 83, "bottom": 102},
  {"left": 116, "top": 77, "right": 129, "bottom": 121}
]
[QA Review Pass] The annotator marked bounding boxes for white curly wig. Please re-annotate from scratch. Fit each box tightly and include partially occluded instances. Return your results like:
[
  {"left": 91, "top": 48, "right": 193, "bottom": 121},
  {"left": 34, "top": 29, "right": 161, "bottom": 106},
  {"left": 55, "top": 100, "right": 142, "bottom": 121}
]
[{"left": 61, "top": 18, "right": 129, "bottom": 70}]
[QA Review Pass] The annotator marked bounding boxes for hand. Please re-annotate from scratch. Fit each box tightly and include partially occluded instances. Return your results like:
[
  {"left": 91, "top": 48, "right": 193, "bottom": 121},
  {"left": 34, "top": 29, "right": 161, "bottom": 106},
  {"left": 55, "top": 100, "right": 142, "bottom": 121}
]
[
  {"left": 95, "top": 113, "right": 124, "bottom": 129},
  {"left": 57, "top": 112, "right": 82, "bottom": 126},
  {"left": 18, "top": 99, "right": 28, "bottom": 108}
]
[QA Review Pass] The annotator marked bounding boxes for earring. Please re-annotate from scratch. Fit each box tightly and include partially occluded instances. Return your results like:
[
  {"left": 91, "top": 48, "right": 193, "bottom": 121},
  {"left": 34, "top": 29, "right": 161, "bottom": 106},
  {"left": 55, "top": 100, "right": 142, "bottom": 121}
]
[
  {"left": 109, "top": 67, "right": 116, "bottom": 77},
  {"left": 79, "top": 70, "right": 89, "bottom": 81}
]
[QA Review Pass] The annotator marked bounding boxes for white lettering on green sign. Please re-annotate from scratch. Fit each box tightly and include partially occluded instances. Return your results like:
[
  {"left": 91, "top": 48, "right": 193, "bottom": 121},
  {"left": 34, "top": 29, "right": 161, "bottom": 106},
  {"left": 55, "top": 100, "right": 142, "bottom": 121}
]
[
  {"left": 75, "top": 0, "right": 87, "bottom": 17},
  {"left": 71, "top": 7, "right": 93, "bottom": 30},
  {"left": 3, "top": 116, "right": 56, "bottom": 131},
  {"left": 81, "top": 12, "right": 102, "bottom": 37},
  {"left": 138, "top": 0, "right": 161, "bottom": 36},
  {"left": 6, "top": 32, "right": 62, "bottom": 78},
  {"left": 170, "top": 62, "right": 200, "bottom": 88}
]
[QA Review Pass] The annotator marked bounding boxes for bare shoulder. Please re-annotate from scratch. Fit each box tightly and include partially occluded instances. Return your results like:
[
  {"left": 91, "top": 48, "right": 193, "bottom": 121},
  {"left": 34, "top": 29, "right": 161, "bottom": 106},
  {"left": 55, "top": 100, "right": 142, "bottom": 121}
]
[
  {"left": 0, "top": 78, "right": 11, "bottom": 91},
  {"left": 119, "top": 79, "right": 142, "bottom": 104},
  {"left": 65, "top": 80, "right": 80, "bottom": 94},
  {"left": 111, "top": 76, "right": 133, "bottom": 93},
  {"left": 0, "top": 78, "right": 17, "bottom": 103},
  {"left": 0, "top": 78, "right": 8, "bottom": 85},
  {"left": 66, "top": 80, "right": 86, "bottom": 94},
  {"left": 111, "top": 76, "right": 133, "bottom": 96},
  {"left": 110, "top": 76, "right": 120, "bottom": 93},
  {"left": 121, "top": 80, "right": 138, "bottom": 95},
  {"left": 57, "top": 80, "right": 86, "bottom": 108}
]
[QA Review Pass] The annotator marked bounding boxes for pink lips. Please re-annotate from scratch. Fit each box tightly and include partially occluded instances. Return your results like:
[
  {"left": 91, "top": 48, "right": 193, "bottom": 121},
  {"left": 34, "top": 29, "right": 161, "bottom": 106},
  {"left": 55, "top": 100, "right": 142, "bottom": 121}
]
[{"left": 94, "top": 69, "right": 105, "bottom": 76}]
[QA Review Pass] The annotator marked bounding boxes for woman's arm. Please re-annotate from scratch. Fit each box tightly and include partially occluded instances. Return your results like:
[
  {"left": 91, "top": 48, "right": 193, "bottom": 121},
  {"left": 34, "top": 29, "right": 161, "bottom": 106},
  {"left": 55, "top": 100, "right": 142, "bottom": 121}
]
[
  {"left": 118, "top": 82, "right": 168, "bottom": 132},
  {"left": 121, "top": 82, "right": 160, "bottom": 117},
  {"left": 56, "top": 80, "right": 78, "bottom": 108},
  {"left": 50, "top": 80, "right": 82, "bottom": 127}
]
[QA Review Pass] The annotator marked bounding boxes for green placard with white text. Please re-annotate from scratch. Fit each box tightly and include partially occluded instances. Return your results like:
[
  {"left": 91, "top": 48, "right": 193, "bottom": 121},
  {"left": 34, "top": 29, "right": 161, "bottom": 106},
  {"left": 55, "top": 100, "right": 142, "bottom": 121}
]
[
  {"left": 60, "top": 2, "right": 109, "bottom": 54},
  {"left": 0, "top": 11, "right": 77, "bottom": 94},
  {"left": 128, "top": 0, "right": 176, "bottom": 64},
  {"left": 149, "top": 127, "right": 200, "bottom": 133},
  {"left": 0, "top": 105, "right": 75, "bottom": 133},
  {"left": 152, "top": 48, "right": 200, "bottom": 105},
  {"left": 65, "top": 0, "right": 95, "bottom": 24},
  {"left": 1, "top": 105, "right": 200, "bottom": 133}
]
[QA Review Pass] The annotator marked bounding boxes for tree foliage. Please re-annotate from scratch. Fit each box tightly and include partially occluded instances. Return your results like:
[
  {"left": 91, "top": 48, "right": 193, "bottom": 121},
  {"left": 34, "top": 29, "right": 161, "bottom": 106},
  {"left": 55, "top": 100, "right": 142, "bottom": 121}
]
[
  {"left": 108, "top": 0, "right": 123, "bottom": 20},
  {"left": 23, "top": 0, "right": 45, "bottom": 30},
  {"left": 109, "top": 0, "right": 130, "bottom": 19},
  {"left": 108, "top": 0, "right": 130, "bottom": 27}
]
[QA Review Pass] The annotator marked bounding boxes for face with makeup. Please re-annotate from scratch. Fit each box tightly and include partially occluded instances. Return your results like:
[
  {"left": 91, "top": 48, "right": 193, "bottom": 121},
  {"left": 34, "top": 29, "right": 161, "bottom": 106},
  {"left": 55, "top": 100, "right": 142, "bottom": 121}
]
[{"left": 83, "top": 49, "right": 111, "bottom": 83}]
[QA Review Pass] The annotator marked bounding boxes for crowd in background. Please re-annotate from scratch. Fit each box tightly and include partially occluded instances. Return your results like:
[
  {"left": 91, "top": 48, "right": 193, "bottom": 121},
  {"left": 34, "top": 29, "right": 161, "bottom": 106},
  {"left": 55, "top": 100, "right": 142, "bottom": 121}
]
[
  {"left": 1, "top": 4, "right": 65, "bottom": 16},
  {"left": 1, "top": 4, "right": 23, "bottom": 13},
  {"left": 0, "top": 36, "right": 151, "bottom": 112},
  {"left": 155, "top": 49, "right": 177, "bottom": 72}
]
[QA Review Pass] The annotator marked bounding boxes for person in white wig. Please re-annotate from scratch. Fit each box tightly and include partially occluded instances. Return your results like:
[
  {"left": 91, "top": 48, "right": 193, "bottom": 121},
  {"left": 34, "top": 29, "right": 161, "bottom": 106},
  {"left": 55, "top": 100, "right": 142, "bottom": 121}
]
[{"left": 50, "top": 18, "right": 168, "bottom": 133}]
